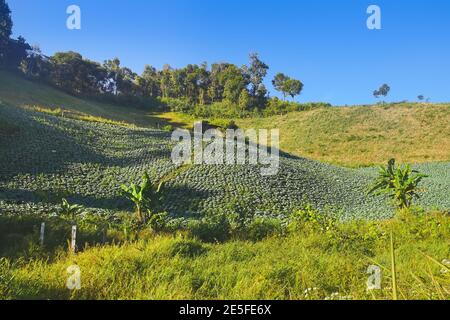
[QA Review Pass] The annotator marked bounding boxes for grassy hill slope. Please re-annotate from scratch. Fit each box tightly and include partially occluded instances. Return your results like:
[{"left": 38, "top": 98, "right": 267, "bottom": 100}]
[
  {"left": 162, "top": 104, "right": 450, "bottom": 167},
  {"left": 0, "top": 70, "right": 168, "bottom": 128},
  {"left": 236, "top": 104, "right": 450, "bottom": 167}
]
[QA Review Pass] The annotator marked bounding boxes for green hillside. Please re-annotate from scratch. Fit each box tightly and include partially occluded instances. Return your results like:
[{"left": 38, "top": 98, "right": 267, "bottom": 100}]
[
  {"left": 236, "top": 104, "right": 450, "bottom": 167},
  {"left": 160, "top": 103, "right": 450, "bottom": 167},
  {"left": 0, "top": 106, "right": 450, "bottom": 218},
  {"left": 0, "top": 70, "right": 166, "bottom": 128},
  {"left": 0, "top": 75, "right": 449, "bottom": 219},
  {"left": 2, "top": 69, "right": 450, "bottom": 167},
  {"left": 0, "top": 103, "right": 387, "bottom": 220}
]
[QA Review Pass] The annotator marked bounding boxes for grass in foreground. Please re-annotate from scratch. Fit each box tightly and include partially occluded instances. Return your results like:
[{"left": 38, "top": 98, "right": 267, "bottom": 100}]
[{"left": 1, "top": 210, "right": 448, "bottom": 300}]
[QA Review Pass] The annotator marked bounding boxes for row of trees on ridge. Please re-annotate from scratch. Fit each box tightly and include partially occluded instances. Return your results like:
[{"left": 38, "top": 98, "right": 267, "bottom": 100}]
[{"left": 1, "top": 1, "right": 305, "bottom": 114}]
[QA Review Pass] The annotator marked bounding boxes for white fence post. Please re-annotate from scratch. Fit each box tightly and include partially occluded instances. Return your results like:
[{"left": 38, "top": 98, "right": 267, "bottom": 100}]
[
  {"left": 71, "top": 225, "right": 77, "bottom": 253},
  {"left": 39, "top": 222, "right": 45, "bottom": 246}
]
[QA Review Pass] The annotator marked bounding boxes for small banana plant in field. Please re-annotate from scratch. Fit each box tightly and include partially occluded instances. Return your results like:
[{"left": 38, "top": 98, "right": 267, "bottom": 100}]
[
  {"left": 369, "top": 159, "right": 428, "bottom": 209},
  {"left": 121, "top": 172, "right": 154, "bottom": 224},
  {"left": 58, "top": 198, "right": 85, "bottom": 225}
]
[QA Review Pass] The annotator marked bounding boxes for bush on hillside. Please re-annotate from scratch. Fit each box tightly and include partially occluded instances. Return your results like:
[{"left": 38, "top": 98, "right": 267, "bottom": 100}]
[
  {"left": 187, "top": 215, "right": 231, "bottom": 243},
  {"left": 159, "top": 97, "right": 193, "bottom": 112},
  {"left": 169, "top": 239, "right": 207, "bottom": 258},
  {"left": 246, "top": 217, "right": 284, "bottom": 241},
  {"left": 264, "top": 98, "right": 331, "bottom": 116}
]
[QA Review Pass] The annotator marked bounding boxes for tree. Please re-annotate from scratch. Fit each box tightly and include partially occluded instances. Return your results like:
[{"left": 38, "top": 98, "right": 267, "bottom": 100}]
[
  {"left": 369, "top": 159, "right": 428, "bottom": 209},
  {"left": 103, "top": 58, "right": 121, "bottom": 95},
  {"left": 286, "top": 79, "right": 303, "bottom": 101},
  {"left": 208, "top": 63, "right": 229, "bottom": 102},
  {"left": 272, "top": 73, "right": 289, "bottom": 100},
  {"left": 20, "top": 45, "right": 51, "bottom": 78},
  {"left": 0, "top": 0, "right": 12, "bottom": 64},
  {"left": 238, "top": 89, "right": 251, "bottom": 111},
  {"left": 272, "top": 73, "right": 303, "bottom": 101},
  {"left": 208, "top": 63, "right": 248, "bottom": 105},
  {"left": 255, "top": 83, "right": 268, "bottom": 105},
  {"left": 418, "top": 95, "right": 425, "bottom": 102},
  {"left": 5, "top": 36, "right": 30, "bottom": 68},
  {"left": 160, "top": 64, "right": 174, "bottom": 98},
  {"left": 119, "top": 66, "right": 139, "bottom": 96},
  {"left": 140, "top": 65, "right": 160, "bottom": 98},
  {"left": 51, "top": 52, "right": 95, "bottom": 94},
  {"left": 373, "top": 84, "right": 391, "bottom": 101},
  {"left": 51, "top": 51, "right": 84, "bottom": 92},
  {"left": 224, "top": 74, "right": 247, "bottom": 104},
  {"left": 246, "top": 53, "right": 269, "bottom": 97}
]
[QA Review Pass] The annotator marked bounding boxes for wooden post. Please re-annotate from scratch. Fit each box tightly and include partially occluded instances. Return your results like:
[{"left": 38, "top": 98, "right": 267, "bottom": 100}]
[
  {"left": 39, "top": 222, "right": 45, "bottom": 246},
  {"left": 71, "top": 225, "right": 77, "bottom": 253}
]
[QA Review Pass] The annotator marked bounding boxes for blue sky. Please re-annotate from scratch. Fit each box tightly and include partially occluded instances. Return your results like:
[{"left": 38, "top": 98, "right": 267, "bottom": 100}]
[{"left": 8, "top": 0, "right": 450, "bottom": 105}]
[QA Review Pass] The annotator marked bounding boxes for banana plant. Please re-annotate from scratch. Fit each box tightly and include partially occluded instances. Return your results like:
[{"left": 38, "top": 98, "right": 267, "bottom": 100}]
[
  {"left": 369, "top": 159, "right": 428, "bottom": 209},
  {"left": 121, "top": 172, "right": 154, "bottom": 224},
  {"left": 58, "top": 198, "right": 85, "bottom": 225}
]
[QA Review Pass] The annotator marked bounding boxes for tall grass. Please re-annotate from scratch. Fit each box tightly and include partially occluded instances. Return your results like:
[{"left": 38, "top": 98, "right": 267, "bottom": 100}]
[
  {"left": 390, "top": 231, "right": 398, "bottom": 300},
  {"left": 0, "top": 210, "right": 448, "bottom": 300}
]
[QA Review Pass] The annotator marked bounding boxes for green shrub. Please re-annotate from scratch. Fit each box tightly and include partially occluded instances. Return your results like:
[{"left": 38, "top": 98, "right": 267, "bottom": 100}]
[
  {"left": 169, "top": 239, "right": 207, "bottom": 258},
  {"left": 187, "top": 215, "right": 231, "bottom": 243},
  {"left": 246, "top": 217, "right": 283, "bottom": 241},
  {"left": 160, "top": 97, "right": 193, "bottom": 112},
  {"left": 147, "top": 211, "right": 171, "bottom": 233},
  {"left": 288, "top": 204, "right": 336, "bottom": 233},
  {"left": 210, "top": 119, "right": 239, "bottom": 130}
]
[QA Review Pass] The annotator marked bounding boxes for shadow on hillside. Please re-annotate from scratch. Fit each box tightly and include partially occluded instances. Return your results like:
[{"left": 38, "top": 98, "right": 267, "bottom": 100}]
[
  {"left": 147, "top": 111, "right": 190, "bottom": 129},
  {"left": 102, "top": 147, "right": 173, "bottom": 168},
  {"left": 157, "top": 184, "right": 214, "bottom": 217},
  {"left": 0, "top": 183, "right": 215, "bottom": 216},
  {"left": 0, "top": 187, "right": 128, "bottom": 210},
  {"left": 0, "top": 106, "right": 111, "bottom": 179},
  {"left": 0, "top": 106, "right": 178, "bottom": 180}
]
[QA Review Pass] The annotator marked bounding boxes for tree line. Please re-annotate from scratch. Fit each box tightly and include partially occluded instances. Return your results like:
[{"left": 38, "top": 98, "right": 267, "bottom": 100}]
[{"left": 0, "top": 0, "right": 307, "bottom": 115}]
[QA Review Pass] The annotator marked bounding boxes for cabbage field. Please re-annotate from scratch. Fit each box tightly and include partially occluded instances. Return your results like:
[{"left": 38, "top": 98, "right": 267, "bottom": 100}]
[{"left": 0, "top": 104, "right": 449, "bottom": 221}]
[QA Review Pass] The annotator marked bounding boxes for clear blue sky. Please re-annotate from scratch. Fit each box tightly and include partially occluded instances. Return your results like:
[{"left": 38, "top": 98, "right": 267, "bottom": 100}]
[{"left": 8, "top": 0, "right": 450, "bottom": 105}]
